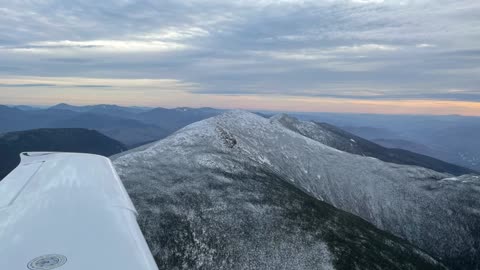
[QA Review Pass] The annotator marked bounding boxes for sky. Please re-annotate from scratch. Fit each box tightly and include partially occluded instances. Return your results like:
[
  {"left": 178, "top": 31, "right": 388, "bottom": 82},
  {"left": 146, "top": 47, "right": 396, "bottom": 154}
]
[{"left": 0, "top": 0, "right": 479, "bottom": 115}]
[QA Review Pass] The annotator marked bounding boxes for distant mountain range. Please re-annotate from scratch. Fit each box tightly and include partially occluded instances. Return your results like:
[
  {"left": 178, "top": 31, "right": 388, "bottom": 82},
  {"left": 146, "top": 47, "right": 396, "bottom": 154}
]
[
  {"left": 274, "top": 114, "right": 475, "bottom": 175},
  {"left": 49, "top": 103, "right": 150, "bottom": 117},
  {"left": 0, "top": 128, "right": 126, "bottom": 180},
  {"left": 113, "top": 111, "right": 480, "bottom": 269},
  {"left": 292, "top": 112, "right": 480, "bottom": 171},
  {"left": 2, "top": 103, "right": 477, "bottom": 175},
  {"left": 3, "top": 103, "right": 479, "bottom": 173},
  {"left": 4, "top": 104, "right": 480, "bottom": 173},
  {"left": 0, "top": 104, "right": 224, "bottom": 147},
  {"left": 137, "top": 107, "right": 222, "bottom": 133}
]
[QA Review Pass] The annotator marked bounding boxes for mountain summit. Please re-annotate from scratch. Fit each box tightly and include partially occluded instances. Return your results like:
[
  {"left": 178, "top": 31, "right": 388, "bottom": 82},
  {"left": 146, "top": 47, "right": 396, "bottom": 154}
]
[{"left": 113, "top": 111, "right": 480, "bottom": 269}]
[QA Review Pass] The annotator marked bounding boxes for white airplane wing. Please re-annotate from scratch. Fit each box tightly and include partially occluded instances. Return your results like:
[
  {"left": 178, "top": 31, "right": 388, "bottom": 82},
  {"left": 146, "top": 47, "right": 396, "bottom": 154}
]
[{"left": 0, "top": 152, "right": 158, "bottom": 270}]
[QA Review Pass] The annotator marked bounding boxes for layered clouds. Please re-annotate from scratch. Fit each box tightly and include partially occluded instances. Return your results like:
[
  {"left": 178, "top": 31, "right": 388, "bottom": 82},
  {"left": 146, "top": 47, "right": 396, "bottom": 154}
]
[{"left": 0, "top": 0, "right": 479, "bottom": 113}]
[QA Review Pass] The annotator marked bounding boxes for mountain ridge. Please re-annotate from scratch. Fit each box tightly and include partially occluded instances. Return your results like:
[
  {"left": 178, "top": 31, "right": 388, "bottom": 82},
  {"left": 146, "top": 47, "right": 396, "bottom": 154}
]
[
  {"left": 113, "top": 111, "right": 446, "bottom": 269},
  {"left": 272, "top": 114, "right": 476, "bottom": 175},
  {"left": 114, "top": 110, "right": 480, "bottom": 269}
]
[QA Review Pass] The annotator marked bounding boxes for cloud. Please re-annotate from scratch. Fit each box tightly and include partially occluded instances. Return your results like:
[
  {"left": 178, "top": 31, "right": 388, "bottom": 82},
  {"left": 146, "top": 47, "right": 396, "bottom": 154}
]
[
  {"left": 0, "top": 83, "right": 57, "bottom": 87},
  {"left": 350, "top": 0, "right": 385, "bottom": 4},
  {"left": 254, "top": 44, "right": 400, "bottom": 72},
  {"left": 0, "top": 76, "right": 198, "bottom": 91},
  {"left": 136, "top": 26, "right": 210, "bottom": 41},
  {"left": 73, "top": 85, "right": 113, "bottom": 88},
  {"left": 334, "top": 44, "right": 399, "bottom": 53},
  {"left": 416, "top": 43, "right": 436, "bottom": 48},
  {"left": 4, "top": 24, "right": 210, "bottom": 54},
  {"left": 0, "top": 0, "right": 479, "bottom": 108},
  {"left": 8, "top": 39, "right": 190, "bottom": 54}
]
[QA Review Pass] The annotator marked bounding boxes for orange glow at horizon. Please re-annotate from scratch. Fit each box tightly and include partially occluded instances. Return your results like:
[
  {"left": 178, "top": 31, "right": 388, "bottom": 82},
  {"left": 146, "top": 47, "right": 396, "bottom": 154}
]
[
  {"left": 2, "top": 76, "right": 479, "bottom": 116},
  {"left": 4, "top": 91, "right": 480, "bottom": 116}
]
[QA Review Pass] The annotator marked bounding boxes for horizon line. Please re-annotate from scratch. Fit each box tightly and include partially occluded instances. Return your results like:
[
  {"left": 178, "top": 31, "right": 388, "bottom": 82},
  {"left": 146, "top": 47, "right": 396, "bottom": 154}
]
[{"left": 3, "top": 101, "right": 480, "bottom": 118}]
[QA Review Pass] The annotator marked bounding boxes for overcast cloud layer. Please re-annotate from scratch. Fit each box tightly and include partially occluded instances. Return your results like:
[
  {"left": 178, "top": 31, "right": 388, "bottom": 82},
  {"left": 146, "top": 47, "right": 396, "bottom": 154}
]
[{"left": 0, "top": 0, "right": 479, "bottom": 104}]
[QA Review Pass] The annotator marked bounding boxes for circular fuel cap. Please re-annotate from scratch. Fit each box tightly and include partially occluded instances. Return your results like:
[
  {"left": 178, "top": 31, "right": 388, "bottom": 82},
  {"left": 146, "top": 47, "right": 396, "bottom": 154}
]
[{"left": 27, "top": 254, "right": 67, "bottom": 270}]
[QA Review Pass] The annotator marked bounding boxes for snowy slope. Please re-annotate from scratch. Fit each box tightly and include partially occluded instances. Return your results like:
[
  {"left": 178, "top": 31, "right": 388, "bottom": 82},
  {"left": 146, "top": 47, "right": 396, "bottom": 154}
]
[
  {"left": 272, "top": 114, "right": 475, "bottom": 175},
  {"left": 113, "top": 111, "right": 480, "bottom": 269}
]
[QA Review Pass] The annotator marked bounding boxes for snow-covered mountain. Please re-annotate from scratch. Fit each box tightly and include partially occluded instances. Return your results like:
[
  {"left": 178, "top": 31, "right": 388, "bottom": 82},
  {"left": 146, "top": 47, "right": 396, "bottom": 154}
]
[
  {"left": 272, "top": 114, "right": 476, "bottom": 175},
  {"left": 113, "top": 111, "right": 480, "bottom": 269},
  {"left": 292, "top": 112, "right": 480, "bottom": 172}
]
